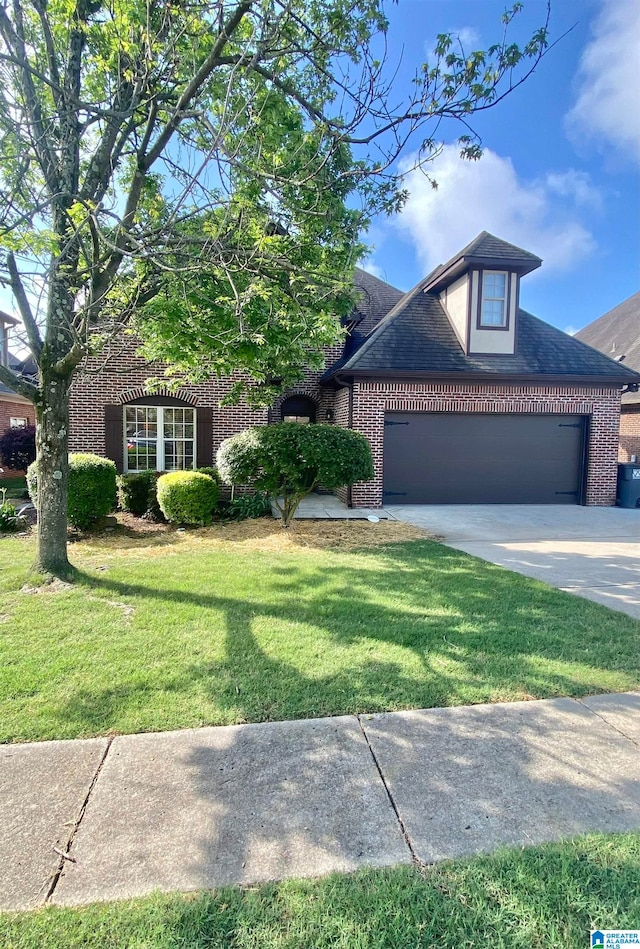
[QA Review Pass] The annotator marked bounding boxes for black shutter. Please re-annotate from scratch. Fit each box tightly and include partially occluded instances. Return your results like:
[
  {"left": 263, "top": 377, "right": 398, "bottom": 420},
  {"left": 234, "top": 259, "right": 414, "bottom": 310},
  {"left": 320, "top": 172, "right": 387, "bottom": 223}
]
[
  {"left": 104, "top": 404, "right": 124, "bottom": 472},
  {"left": 196, "top": 406, "right": 213, "bottom": 468}
]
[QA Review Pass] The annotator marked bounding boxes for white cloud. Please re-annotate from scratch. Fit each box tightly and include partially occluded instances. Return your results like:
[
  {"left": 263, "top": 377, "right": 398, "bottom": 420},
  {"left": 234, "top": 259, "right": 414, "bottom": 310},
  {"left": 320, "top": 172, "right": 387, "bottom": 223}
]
[
  {"left": 565, "top": 0, "right": 640, "bottom": 161},
  {"left": 564, "top": 325, "right": 578, "bottom": 336},
  {"left": 396, "top": 146, "right": 599, "bottom": 275},
  {"left": 450, "top": 26, "right": 481, "bottom": 49},
  {"left": 359, "top": 257, "right": 385, "bottom": 279}
]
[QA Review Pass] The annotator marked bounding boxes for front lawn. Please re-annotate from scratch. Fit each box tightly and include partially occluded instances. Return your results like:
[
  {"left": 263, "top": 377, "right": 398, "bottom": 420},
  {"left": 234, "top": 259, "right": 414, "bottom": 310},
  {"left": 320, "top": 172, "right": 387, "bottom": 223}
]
[
  {"left": 1, "top": 832, "right": 638, "bottom": 947},
  {"left": 1, "top": 519, "right": 639, "bottom": 743}
]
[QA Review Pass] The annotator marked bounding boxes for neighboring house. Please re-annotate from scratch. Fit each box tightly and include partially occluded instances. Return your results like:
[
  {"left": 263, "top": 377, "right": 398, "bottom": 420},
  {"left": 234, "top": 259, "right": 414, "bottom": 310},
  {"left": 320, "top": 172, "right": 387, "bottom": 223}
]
[
  {"left": 68, "top": 232, "right": 640, "bottom": 508},
  {"left": 0, "top": 312, "right": 36, "bottom": 472},
  {"left": 574, "top": 291, "right": 640, "bottom": 463}
]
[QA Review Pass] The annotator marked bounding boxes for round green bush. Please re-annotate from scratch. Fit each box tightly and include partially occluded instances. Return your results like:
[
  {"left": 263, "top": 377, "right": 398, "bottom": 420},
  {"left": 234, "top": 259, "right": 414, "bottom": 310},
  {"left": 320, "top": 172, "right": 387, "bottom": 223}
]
[
  {"left": 27, "top": 453, "right": 117, "bottom": 530},
  {"left": 117, "top": 470, "right": 157, "bottom": 516},
  {"left": 156, "top": 470, "right": 219, "bottom": 525}
]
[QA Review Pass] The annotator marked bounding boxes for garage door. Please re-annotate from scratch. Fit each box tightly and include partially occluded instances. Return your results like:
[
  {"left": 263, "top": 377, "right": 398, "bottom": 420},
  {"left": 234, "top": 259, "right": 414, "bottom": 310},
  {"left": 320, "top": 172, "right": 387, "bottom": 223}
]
[{"left": 383, "top": 413, "right": 586, "bottom": 504}]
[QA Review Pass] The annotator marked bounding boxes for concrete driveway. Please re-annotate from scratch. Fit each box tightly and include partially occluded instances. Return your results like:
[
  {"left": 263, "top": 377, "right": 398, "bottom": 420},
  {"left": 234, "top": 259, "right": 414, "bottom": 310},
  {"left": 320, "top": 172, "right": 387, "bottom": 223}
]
[{"left": 386, "top": 505, "right": 640, "bottom": 618}]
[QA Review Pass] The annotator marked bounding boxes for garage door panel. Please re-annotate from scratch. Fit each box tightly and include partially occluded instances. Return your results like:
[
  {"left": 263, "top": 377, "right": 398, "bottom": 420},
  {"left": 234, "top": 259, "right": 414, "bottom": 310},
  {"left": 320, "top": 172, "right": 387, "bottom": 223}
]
[{"left": 383, "top": 413, "right": 585, "bottom": 504}]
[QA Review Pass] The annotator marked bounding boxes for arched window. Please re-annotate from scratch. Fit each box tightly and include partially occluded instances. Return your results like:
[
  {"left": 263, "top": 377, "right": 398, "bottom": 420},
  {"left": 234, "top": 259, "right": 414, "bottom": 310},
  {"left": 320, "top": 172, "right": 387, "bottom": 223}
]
[
  {"left": 280, "top": 395, "right": 316, "bottom": 424},
  {"left": 123, "top": 397, "right": 196, "bottom": 472}
]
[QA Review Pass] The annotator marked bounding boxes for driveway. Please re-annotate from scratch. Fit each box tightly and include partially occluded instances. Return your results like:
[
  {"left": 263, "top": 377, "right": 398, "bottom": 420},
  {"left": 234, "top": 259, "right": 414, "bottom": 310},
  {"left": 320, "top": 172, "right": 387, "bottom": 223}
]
[{"left": 386, "top": 505, "right": 640, "bottom": 619}]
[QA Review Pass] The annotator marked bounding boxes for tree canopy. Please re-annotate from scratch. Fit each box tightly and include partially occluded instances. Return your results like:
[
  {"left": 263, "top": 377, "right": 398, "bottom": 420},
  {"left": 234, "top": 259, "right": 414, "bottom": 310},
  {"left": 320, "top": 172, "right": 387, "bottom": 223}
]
[{"left": 0, "top": 0, "right": 550, "bottom": 574}]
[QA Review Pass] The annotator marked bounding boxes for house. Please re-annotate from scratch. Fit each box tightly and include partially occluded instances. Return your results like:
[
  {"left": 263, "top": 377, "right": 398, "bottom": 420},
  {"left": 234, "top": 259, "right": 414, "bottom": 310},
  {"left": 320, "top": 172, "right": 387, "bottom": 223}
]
[
  {"left": 0, "top": 312, "right": 36, "bottom": 470},
  {"left": 574, "top": 291, "right": 640, "bottom": 462},
  {"left": 68, "top": 232, "right": 639, "bottom": 508}
]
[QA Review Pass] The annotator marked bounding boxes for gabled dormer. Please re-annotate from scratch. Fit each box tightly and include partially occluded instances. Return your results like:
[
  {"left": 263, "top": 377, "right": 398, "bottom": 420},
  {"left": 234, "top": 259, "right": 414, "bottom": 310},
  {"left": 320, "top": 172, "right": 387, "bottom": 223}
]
[{"left": 424, "top": 232, "right": 542, "bottom": 356}]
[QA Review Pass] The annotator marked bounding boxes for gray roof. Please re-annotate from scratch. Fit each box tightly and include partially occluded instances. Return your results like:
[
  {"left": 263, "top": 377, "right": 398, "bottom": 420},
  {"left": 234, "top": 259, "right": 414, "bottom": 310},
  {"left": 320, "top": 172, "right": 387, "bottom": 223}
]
[
  {"left": 0, "top": 352, "right": 36, "bottom": 398},
  {"left": 324, "top": 273, "right": 640, "bottom": 385},
  {"left": 575, "top": 291, "right": 640, "bottom": 403},
  {"left": 422, "top": 231, "right": 542, "bottom": 292}
]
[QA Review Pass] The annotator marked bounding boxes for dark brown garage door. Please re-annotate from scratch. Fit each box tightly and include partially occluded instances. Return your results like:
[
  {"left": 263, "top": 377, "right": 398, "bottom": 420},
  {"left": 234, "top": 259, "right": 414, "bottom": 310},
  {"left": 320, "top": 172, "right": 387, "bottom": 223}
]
[{"left": 383, "top": 413, "right": 586, "bottom": 504}]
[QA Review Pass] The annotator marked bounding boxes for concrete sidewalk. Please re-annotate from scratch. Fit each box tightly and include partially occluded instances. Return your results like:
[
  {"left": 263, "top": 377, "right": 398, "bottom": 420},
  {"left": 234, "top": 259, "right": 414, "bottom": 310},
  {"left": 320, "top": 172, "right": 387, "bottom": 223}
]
[{"left": 1, "top": 692, "right": 639, "bottom": 912}]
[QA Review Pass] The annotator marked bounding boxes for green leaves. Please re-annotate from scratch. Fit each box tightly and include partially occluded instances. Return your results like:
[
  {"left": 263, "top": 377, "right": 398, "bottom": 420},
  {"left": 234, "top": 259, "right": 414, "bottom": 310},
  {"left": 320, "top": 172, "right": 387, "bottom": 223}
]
[{"left": 217, "top": 423, "right": 374, "bottom": 525}]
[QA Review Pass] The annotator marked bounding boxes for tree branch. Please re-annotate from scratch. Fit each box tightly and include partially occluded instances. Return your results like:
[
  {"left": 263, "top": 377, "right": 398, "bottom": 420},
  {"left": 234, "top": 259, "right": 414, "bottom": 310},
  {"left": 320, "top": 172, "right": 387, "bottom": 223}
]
[
  {"left": 0, "top": 360, "right": 38, "bottom": 401},
  {"left": 7, "top": 251, "right": 43, "bottom": 361},
  {"left": 143, "top": 0, "right": 255, "bottom": 169}
]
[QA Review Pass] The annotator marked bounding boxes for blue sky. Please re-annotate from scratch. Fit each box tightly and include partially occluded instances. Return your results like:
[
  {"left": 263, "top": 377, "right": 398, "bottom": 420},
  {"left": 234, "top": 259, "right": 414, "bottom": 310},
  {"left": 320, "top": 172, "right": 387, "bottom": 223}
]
[
  {"left": 2, "top": 0, "right": 637, "bottom": 347},
  {"left": 362, "top": 0, "right": 639, "bottom": 334}
]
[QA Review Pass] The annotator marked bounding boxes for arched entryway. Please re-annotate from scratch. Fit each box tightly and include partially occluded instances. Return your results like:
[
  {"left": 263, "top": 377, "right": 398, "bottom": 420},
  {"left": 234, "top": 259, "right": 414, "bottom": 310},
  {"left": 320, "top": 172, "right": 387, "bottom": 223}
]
[{"left": 280, "top": 395, "right": 317, "bottom": 424}]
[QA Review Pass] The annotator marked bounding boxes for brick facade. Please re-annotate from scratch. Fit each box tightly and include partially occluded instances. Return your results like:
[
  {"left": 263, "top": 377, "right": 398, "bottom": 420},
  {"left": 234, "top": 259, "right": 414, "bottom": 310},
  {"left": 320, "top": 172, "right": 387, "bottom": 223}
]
[
  {"left": 68, "top": 335, "right": 624, "bottom": 510},
  {"left": 0, "top": 394, "right": 35, "bottom": 476},
  {"left": 69, "top": 333, "right": 339, "bottom": 469},
  {"left": 70, "top": 336, "right": 268, "bottom": 464},
  {"left": 346, "top": 381, "right": 622, "bottom": 508},
  {"left": 620, "top": 406, "right": 640, "bottom": 462},
  {"left": 0, "top": 394, "right": 34, "bottom": 435}
]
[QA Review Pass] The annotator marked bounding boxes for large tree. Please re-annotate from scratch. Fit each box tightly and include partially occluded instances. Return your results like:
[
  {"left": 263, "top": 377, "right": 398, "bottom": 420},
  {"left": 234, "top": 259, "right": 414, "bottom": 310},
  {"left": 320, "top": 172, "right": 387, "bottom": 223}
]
[{"left": 0, "top": 0, "right": 550, "bottom": 577}]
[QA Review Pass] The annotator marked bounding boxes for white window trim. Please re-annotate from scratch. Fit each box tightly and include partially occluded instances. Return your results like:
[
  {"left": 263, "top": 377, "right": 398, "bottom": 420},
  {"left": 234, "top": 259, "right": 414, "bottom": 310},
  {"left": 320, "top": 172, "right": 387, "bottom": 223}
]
[
  {"left": 9, "top": 417, "right": 28, "bottom": 428},
  {"left": 123, "top": 405, "right": 197, "bottom": 473},
  {"left": 480, "top": 271, "right": 509, "bottom": 328}
]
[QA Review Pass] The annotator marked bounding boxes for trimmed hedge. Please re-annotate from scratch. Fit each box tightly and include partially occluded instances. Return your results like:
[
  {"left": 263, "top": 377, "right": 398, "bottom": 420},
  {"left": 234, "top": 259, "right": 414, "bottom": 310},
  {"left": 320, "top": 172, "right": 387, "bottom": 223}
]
[
  {"left": 156, "top": 471, "right": 219, "bottom": 525},
  {"left": 27, "top": 453, "right": 117, "bottom": 530}
]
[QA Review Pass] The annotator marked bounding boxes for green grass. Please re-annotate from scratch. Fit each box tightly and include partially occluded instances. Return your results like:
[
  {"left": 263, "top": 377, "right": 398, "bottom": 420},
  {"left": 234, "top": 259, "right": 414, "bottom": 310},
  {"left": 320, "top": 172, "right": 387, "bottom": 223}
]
[
  {"left": 1, "top": 526, "right": 639, "bottom": 742},
  {"left": 1, "top": 833, "right": 638, "bottom": 947}
]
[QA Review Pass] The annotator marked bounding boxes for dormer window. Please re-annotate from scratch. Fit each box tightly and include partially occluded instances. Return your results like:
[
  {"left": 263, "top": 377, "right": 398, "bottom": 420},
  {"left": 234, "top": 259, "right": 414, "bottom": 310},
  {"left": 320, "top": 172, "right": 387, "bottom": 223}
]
[{"left": 480, "top": 272, "right": 508, "bottom": 327}]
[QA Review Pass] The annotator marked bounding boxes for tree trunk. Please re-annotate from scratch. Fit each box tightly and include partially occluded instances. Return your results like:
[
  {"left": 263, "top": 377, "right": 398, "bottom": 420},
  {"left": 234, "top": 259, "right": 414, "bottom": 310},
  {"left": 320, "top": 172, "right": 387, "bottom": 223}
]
[{"left": 33, "top": 374, "right": 72, "bottom": 577}]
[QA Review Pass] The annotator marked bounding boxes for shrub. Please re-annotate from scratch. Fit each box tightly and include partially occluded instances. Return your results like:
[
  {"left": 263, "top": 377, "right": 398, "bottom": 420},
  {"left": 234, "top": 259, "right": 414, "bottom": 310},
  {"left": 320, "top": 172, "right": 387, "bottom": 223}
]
[
  {"left": 156, "top": 470, "right": 219, "bottom": 525},
  {"left": 0, "top": 500, "right": 26, "bottom": 532},
  {"left": 28, "top": 453, "right": 117, "bottom": 530},
  {"left": 226, "top": 491, "right": 272, "bottom": 521},
  {"left": 117, "top": 470, "right": 157, "bottom": 516},
  {"left": 0, "top": 424, "right": 36, "bottom": 470},
  {"left": 195, "top": 466, "right": 221, "bottom": 488},
  {"left": 217, "top": 424, "right": 373, "bottom": 527}
]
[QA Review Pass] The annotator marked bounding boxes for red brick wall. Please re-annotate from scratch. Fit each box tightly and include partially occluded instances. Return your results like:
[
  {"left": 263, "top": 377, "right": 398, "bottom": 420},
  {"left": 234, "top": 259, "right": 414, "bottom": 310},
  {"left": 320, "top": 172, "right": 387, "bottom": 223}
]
[
  {"left": 347, "top": 381, "right": 621, "bottom": 508},
  {"left": 269, "top": 341, "right": 344, "bottom": 425},
  {"left": 69, "top": 333, "right": 338, "bottom": 467},
  {"left": 333, "top": 387, "right": 351, "bottom": 504},
  {"left": 0, "top": 396, "right": 35, "bottom": 435},
  {"left": 0, "top": 396, "right": 35, "bottom": 475},
  {"left": 620, "top": 405, "right": 640, "bottom": 461}
]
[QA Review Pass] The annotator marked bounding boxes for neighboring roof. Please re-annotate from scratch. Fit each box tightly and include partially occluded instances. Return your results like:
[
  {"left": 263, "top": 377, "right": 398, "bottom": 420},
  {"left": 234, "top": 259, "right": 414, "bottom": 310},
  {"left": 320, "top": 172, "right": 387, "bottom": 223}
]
[
  {"left": 324, "top": 274, "right": 640, "bottom": 385},
  {"left": 0, "top": 351, "right": 37, "bottom": 398},
  {"left": 0, "top": 310, "right": 18, "bottom": 326},
  {"left": 422, "top": 231, "right": 542, "bottom": 293},
  {"left": 575, "top": 291, "right": 640, "bottom": 404}
]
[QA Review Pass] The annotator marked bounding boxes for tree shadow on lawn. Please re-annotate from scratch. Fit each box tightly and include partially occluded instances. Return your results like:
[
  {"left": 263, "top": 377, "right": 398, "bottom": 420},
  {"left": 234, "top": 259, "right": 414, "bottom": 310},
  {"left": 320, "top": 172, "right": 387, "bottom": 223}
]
[{"left": 59, "top": 540, "right": 640, "bottom": 736}]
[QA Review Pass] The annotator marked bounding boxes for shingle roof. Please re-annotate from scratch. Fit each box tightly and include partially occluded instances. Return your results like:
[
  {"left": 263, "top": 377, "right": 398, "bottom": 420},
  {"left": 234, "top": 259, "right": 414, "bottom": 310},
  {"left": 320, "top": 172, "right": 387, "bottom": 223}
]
[
  {"left": 323, "top": 268, "right": 405, "bottom": 378},
  {"left": 575, "top": 291, "right": 640, "bottom": 403},
  {"left": 0, "top": 351, "right": 37, "bottom": 397},
  {"left": 421, "top": 231, "right": 542, "bottom": 292},
  {"left": 328, "top": 281, "right": 640, "bottom": 384},
  {"left": 350, "top": 268, "right": 405, "bottom": 338},
  {"left": 455, "top": 231, "right": 542, "bottom": 265}
]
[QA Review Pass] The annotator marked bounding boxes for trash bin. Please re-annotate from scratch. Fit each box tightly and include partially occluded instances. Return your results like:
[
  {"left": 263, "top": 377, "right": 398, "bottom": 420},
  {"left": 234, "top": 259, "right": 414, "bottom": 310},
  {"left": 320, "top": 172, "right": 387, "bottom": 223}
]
[{"left": 617, "top": 463, "right": 640, "bottom": 508}]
